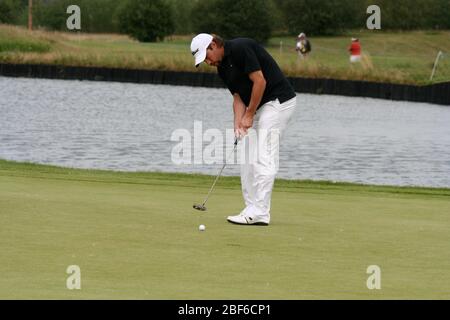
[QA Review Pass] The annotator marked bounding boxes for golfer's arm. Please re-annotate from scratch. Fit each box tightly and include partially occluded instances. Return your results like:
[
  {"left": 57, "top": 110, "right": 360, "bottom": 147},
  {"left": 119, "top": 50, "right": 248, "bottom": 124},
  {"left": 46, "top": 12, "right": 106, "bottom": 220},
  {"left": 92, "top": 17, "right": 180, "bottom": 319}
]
[
  {"left": 247, "top": 71, "right": 266, "bottom": 116},
  {"left": 233, "top": 93, "right": 246, "bottom": 127}
]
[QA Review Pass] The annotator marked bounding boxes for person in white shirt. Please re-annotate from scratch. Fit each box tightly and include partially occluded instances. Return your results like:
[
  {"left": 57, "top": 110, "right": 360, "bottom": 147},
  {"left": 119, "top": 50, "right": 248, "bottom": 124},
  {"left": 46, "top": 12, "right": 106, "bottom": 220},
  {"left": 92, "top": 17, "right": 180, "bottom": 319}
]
[{"left": 296, "top": 33, "right": 311, "bottom": 59}]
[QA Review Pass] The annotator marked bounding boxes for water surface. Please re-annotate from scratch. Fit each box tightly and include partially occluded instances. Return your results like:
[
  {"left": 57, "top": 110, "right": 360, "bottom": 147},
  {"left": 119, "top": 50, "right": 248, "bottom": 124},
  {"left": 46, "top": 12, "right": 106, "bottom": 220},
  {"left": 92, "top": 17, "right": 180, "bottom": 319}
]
[{"left": 1, "top": 76, "right": 449, "bottom": 187}]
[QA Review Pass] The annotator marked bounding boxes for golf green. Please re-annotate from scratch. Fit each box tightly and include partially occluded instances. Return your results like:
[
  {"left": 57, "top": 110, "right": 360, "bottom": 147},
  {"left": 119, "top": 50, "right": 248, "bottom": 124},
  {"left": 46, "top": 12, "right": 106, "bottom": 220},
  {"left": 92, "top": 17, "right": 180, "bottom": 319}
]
[{"left": 1, "top": 159, "right": 449, "bottom": 299}]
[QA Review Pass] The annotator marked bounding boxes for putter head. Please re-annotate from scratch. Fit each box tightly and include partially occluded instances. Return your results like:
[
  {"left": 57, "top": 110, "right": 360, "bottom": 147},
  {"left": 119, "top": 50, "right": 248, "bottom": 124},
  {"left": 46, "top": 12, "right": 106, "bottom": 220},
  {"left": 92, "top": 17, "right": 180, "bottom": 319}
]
[{"left": 193, "top": 204, "right": 207, "bottom": 211}]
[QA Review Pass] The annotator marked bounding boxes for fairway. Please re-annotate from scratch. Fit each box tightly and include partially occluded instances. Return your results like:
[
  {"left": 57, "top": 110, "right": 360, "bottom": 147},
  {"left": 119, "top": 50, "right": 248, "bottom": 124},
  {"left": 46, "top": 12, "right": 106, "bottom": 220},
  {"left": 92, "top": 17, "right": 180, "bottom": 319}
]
[{"left": 1, "top": 160, "right": 449, "bottom": 299}]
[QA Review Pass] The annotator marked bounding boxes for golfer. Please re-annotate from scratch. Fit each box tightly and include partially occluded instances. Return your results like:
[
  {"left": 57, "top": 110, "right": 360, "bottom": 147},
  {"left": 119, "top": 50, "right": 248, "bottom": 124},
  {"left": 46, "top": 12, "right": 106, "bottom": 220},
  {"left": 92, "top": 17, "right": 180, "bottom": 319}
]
[{"left": 190, "top": 34, "right": 297, "bottom": 226}]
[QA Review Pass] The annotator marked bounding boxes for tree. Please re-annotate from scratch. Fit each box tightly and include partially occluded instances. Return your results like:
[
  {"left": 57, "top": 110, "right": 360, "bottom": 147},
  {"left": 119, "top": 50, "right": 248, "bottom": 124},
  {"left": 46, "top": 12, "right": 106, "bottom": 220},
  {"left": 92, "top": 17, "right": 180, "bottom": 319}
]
[
  {"left": 277, "top": 0, "right": 366, "bottom": 36},
  {"left": 373, "top": 0, "right": 425, "bottom": 30},
  {"left": 32, "top": 0, "right": 71, "bottom": 30},
  {"left": 25, "top": 0, "right": 122, "bottom": 32},
  {"left": 167, "top": 0, "right": 195, "bottom": 35},
  {"left": 190, "top": 0, "right": 218, "bottom": 35},
  {"left": 118, "top": 0, "right": 175, "bottom": 42},
  {"left": 423, "top": 0, "right": 450, "bottom": 29},
  {"left": 0, "top": 1, "right": 14, "bottom": 23},
  {"left": 362, "top": 0, "right": 450, "bottom": 30},
  {"left": 0, "top": 0, "right": 27, "bottom": 24},
  {"left": 191, "top": 0, "right": 273, "bottom": 43}
]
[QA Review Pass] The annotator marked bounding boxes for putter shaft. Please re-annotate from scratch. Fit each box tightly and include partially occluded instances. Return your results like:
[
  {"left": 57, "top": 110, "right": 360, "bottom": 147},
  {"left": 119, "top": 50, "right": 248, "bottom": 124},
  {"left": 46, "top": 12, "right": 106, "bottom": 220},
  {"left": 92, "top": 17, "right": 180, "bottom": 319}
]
[{"left": 196, "top": 139, "right": 238, "bottom": 209}]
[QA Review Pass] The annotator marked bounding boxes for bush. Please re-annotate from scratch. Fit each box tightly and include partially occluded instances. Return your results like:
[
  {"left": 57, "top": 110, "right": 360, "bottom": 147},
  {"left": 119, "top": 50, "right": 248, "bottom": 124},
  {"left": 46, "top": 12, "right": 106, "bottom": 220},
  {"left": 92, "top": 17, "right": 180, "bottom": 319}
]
[
  {"left": 431, "top": 0, "right": 450, "bottom": 29},
  {"left": 277, "top": 0, "right": 366, "bottom": 36},
  {"left": 362, "top": 0, "right": 450, "bottom": 31},
  {"left": 191, "top": 0, "right": 273, "bottom": 43},
  {"left": 166, "top": 0, "right": 195, "bottom": 35},
  {"left": 118, "top": 0, "right": 175, "bottom": 42},
  {"left": 32, "top": 0, "right": 71, "bottom": 31},
  {"left": 276, "top": 0, "right": 450, "bottom": 34},
  {"left": 190, "top": 0, "right": 217, "bottom": 35},
  {"left": 0, "top": 1, "right": 14, "bottom": 24},
  {"left": 75, "top": 0, "right": 123, "bottom": 33},
  {"left": 29, "top": 0, "right": 124, "bottom": 33},
  {"left": 0, "top": 0, "right": 27, "bottom": 24}
]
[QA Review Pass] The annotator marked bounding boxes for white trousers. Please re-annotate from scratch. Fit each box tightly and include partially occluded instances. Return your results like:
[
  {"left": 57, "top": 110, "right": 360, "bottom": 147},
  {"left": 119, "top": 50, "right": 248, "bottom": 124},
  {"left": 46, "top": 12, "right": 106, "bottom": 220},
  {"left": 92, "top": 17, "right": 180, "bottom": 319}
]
[
  {"left": 350, "top": 55, "right": 361, "bottom": 63},
  {"left": 240, "top": 96, "right": 297, "bottom": 218}
]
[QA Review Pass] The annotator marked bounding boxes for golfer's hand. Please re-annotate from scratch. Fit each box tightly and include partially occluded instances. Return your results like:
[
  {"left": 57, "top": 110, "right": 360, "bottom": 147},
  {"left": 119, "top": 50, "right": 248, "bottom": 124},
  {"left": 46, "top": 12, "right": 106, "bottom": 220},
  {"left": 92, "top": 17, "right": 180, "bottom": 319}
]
[
  {"left": 240, "top": 112, "right": 254, "bottom": 132},
  {"left": 234, "top": 126, "right": 246, "bottom": 140}
]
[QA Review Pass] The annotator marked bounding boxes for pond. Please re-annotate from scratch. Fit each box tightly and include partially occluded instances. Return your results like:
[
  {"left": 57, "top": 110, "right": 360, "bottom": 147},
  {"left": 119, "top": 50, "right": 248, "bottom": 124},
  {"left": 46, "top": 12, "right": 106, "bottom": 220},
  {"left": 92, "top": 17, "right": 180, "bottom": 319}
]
[{"left": 1, "top": 76, "right": 449, "bottom": 188}]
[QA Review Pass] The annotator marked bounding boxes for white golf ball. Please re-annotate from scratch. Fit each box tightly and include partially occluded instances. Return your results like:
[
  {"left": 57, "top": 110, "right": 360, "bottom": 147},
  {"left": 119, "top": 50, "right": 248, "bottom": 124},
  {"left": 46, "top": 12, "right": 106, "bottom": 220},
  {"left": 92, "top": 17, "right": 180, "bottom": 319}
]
[{"left": 199, "top": 224, "right": 206, "bottom": 231}]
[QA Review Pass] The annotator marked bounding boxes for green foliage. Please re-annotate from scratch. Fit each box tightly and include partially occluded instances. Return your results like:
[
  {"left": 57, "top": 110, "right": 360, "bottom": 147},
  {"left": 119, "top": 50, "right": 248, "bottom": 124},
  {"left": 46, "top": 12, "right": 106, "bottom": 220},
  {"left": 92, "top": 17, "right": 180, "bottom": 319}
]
[
  {"left": 14, "top": 0, "right": 123, "bottom": 33},
  {"left": 190, "top": 0, "right": 217, "bottom": 34},
  {"left": 0, "top": 1, "right": 14, "bottom": 24},
  {"left": 78, "top": 0, "right": 123, "bottom": 33},
  {"left": 1, "top": 0, "right": 449, "bottom": 37},
  {"left": 191, "top": 0, "right": 273, "bottom": 43},
  {"left": 371, "top": 0, "right": 425, "bottom": 30},
  {"left": 0, "top": 0, "right": 27, "bottom": 24},
  {"left": 276, "top": 0, "right": 366, "bottom": 36},
  {"left": 434, "top": 0, "right": 450, "bottom": 29},
  {"left": 267, "top": 0, "right": 287, "bottom": 34},
  {"left": 32, "top": 0, "right": 70, "bottom": 30},
  {"left": 0, "top": 38, "right": 51, "bottom": 53},
  {"left": 166, "top": 0, "right": 195, "bottom": 35},
  {"left": 275, "top": 0, "right": 450, "bottom": 35},
  {"left": 367, "top": 0, "right": 450, "bottom": 30},
  {"left": 118, "top": 0, "right": 175, "bottom": 42}
]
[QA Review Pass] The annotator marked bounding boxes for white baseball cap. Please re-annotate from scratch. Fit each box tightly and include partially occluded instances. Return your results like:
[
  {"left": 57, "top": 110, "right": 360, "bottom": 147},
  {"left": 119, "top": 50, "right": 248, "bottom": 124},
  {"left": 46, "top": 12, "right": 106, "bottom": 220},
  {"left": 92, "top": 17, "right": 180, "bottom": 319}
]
[{"left": 190, "top": 33, "right": 213, "bottom": 67}]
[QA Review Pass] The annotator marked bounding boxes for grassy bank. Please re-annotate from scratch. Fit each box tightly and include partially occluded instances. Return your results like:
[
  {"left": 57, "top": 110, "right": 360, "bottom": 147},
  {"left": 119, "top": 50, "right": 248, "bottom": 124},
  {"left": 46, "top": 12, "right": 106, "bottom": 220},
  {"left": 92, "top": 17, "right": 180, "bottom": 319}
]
[
  {"left": 1, "top": 24, "right": 450, "bottom": 85},
  {"left": 1, "top": 159, "right": 449, "bottom": 299}
]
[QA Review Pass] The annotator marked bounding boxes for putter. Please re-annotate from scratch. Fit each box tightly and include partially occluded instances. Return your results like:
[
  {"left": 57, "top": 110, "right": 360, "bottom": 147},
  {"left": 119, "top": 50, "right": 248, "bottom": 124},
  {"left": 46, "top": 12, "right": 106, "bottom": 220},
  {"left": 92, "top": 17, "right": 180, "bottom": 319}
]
[{"left": 193, "top": 138, "right": 239, "bottom": 211}]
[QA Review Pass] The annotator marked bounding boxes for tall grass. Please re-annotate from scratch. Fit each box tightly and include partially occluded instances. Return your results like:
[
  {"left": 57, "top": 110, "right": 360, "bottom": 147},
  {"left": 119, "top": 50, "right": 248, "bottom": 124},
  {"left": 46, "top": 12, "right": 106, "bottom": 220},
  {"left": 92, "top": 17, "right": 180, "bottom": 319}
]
[
  {"left": 1, "top": 24, "right": 449, "bottom": 85},
  {"left": 0, "top": 39, "right": 51, "bottom": 53},
  {"left": 0, "top": 24, "right": 52, "bottom": 53}
]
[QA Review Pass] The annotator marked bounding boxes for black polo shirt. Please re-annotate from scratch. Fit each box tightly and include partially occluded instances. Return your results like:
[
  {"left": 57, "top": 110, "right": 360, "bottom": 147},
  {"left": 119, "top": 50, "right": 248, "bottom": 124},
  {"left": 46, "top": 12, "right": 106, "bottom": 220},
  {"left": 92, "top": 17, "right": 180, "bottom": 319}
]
[{"left": 217, "top": 38, "right": 296, "bottom": 110}]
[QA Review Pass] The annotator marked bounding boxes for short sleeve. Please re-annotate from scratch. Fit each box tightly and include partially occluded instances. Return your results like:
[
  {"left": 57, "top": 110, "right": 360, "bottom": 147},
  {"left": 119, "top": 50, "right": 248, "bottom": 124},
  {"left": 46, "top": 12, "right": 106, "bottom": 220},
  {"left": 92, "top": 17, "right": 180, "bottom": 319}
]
[{"left": 227, "top": 87, "right": 236, "bottom": 95}]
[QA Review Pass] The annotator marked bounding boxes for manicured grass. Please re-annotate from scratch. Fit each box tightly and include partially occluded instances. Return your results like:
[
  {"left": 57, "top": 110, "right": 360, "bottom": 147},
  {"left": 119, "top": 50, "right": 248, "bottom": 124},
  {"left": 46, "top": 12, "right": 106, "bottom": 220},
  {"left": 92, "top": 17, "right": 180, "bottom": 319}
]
[
  {"left": 1, "top": 159, "right": 449, "bottom": 299},
  {"left": 1, "top": 24, "right": 449, "bottom": 84}
]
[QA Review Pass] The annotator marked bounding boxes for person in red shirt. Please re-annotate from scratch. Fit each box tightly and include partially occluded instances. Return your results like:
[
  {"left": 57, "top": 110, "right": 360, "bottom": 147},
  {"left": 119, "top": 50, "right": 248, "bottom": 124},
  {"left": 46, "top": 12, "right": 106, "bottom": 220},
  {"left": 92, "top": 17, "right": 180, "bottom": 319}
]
[{"left": 349, "top": 38, "right": 361, "bottom": 63}]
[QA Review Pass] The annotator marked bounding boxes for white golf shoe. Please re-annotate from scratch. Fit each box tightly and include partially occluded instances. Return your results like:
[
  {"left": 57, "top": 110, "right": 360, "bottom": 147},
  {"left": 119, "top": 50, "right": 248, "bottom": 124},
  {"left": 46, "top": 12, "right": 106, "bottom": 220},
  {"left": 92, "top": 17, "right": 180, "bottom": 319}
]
[{"left": 227, "top": 211, "right": 270, "bottom": 226}]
